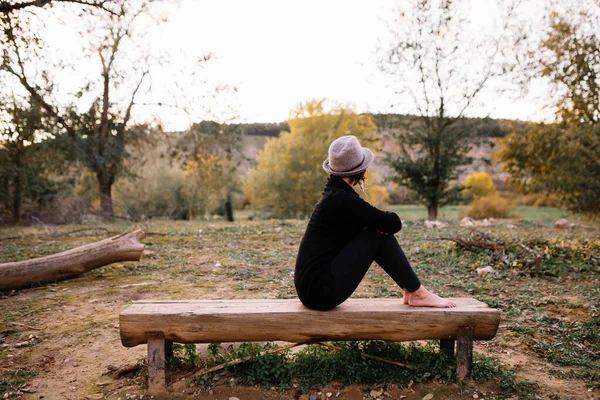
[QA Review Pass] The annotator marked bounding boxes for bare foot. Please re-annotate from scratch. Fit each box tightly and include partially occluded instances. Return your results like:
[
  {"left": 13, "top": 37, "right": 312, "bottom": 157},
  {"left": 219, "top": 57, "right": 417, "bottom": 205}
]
[
  {"left": 408, "top": 286, "right": 456, "bottom": 308},
  {"left": 402, "top": 289, "right": 410, "bottom": 305}
]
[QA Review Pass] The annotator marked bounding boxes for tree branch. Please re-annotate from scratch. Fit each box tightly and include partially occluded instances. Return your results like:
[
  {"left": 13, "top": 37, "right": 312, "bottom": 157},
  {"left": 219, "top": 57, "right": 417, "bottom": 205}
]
[{"left": 0, "top": 0, "right": 118, "bottom": 15}]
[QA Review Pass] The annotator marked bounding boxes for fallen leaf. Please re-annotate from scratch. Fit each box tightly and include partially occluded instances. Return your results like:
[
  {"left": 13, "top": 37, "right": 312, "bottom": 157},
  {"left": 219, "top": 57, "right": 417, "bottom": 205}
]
[{"left": 422, "top": 394, "right": 434, "bottom": 400}]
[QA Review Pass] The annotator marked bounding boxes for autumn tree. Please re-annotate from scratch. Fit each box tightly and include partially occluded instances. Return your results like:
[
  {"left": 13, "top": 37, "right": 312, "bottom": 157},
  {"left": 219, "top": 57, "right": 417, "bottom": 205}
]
[
  {"left": 178, "top": 121, "right": 243, "bottom": 221},
  {"left": 245, "top": 100, "right": 382, "bottom": 218},
  {"left": 462, "top": 171, "right": 496, "bottom": 201},
  {"left": 380, "top": 0, "right": 524, "bottom": 219},
  {"left": 497, "top": 3, "right": 600, "bottom": 216}
]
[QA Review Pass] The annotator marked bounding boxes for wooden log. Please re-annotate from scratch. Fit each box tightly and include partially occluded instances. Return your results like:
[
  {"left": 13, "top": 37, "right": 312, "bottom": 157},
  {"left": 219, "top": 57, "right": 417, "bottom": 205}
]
[
  {"left": 147, "top": 332, "right": 167, "bottom": 395},
  {"left": 0, "top": 229, "right": 145, "bottom": 290},
  {"left": 440, "top": 339, "right": 455, "bottom": 358},
  {"left": 456, "top": 325, "right": 474, "bottom": 381},
  {"left": 120, "top": 298, "right": 500, "bottom": 347}
]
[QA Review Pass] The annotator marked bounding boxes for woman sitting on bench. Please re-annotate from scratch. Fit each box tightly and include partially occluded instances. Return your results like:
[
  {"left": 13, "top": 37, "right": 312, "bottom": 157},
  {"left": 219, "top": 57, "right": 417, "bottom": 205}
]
[{"left": 294, "top": 135, "right": 457, "bottom": 311}]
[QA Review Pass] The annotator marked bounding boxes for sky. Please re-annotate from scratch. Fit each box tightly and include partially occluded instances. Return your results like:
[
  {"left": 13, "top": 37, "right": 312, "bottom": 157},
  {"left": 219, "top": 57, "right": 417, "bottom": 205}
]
[
  {"left": 17, "top": 0, "right": 554, "bottom": 131},
  {"left": 147, "top": 0, "right": 551, "bottom": 130}
]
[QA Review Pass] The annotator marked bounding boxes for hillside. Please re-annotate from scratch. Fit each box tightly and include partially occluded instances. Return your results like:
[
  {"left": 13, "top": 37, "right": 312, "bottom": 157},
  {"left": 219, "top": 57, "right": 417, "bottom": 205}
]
[{"left": 237, "top": 115, "right": 521, "bottom": 198}]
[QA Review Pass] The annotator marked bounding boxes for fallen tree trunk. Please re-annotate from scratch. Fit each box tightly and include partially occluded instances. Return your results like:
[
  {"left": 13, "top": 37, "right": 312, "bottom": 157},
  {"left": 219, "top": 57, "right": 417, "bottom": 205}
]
[{"left": 0, "top": 229, "right": 146, "bottom": 291}]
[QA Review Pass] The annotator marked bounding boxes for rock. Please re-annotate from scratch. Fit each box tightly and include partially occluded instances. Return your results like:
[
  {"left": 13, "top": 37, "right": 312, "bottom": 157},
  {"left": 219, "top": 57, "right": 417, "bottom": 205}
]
[
  {"left": 85, "top": 395, "right": 104, "bottom": 400},
  {"left": 422, "top": 394, "right": 434, "bottom": 400},
  {"left": 326, "top": 393, "right": 333, "bottom": 398},
  {"left": 460, "top": 217, "right": 476, "bottom": 227},
  {"left": 310, "top": 395, "right": 318, "bottom": 400},
  {"left": 477, "top": 266, "right": 496, "bottom": 276},
  {"left": 555, "top": 218, "right": 569, "bottom": 228},
  {"left": 142, "top": 250, "right": 157, "bottom": 258},
  {"left": 214, "top": 262, "right": 222, "bottom": 267},
  {"left": 370, "top": 388, "right": 384, "bottom": 397},
  {"left": 299, "top": 396, "right": 309, "bottom": 400},
  {"left": 424, "top": 220, "right": 448, "bottom": 229},
  {"left": 228, "top": 397, "right": 240, "bottom": 400}
]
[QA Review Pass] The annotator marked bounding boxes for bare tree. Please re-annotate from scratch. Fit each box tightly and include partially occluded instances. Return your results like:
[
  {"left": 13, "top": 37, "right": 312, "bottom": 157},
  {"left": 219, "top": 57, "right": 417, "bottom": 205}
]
[{"left": 380, "top": 0, "right": 525, "bottom": 219}]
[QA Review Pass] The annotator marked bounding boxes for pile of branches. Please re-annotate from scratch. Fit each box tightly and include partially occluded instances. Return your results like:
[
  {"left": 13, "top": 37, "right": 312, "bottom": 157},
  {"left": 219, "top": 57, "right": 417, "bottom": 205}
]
[{"left": 434, "top": 230, "right": 599, "bottom": 275}]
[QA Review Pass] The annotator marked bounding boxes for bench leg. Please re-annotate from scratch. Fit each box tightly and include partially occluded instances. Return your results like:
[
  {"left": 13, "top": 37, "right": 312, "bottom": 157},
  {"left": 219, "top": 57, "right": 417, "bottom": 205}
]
[
  {"left": 147, "top": 332, "right": 168, "bottom": 395},
  {"left": 440, "top": 339, "right": 455, "bottom": 358},
  {"left": 456, "top": 325, "right": 474, "bottom": 381}
]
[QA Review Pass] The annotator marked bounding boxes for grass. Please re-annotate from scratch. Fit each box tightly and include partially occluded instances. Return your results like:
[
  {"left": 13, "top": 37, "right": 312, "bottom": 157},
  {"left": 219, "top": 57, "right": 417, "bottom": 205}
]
[
  {"left": 0, "top": 214, "right": 598, "bottom": 399},
  {"left": 386, "top": 204, "right": 571, "bottom": 223},
  {"left": 171, "top": 340, "right": 536, "bottom": 399}
]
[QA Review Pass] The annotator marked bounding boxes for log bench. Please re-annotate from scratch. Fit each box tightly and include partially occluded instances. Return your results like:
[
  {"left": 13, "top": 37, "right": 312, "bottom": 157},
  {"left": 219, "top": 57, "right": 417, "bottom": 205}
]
[{"left": 119, "top": 298, "right": 500, "bottom": 395}]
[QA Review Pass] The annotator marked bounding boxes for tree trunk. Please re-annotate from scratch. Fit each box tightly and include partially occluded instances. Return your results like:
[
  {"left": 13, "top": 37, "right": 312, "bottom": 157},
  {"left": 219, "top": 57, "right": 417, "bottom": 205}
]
[
  {"left": 0, "top": 229, "right": 145, "bottom": 290},
  {"left": 12, "top": 159, "right": 23, "bottom": 223},
  {"left": 99, "top": 179, "right": 113, "bottom": 215},
  {"left": 225, "top": 200, "right": 234, "bottom": 222},
  {"left": 428, "top": 203, "right": 438, "bottom": 220}
]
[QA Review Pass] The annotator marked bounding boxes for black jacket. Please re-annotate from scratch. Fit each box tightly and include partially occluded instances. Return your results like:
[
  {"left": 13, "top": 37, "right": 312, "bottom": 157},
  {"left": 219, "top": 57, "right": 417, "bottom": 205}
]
[{"left": 294, "top": 175, "right": 402, "bottom": 303}]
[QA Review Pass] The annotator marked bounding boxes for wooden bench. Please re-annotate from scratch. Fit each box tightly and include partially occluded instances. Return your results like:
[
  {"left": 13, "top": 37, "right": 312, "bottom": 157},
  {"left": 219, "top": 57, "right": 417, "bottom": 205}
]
[{"left": 119, "top": 298, "right": 500, "bottom": 395}]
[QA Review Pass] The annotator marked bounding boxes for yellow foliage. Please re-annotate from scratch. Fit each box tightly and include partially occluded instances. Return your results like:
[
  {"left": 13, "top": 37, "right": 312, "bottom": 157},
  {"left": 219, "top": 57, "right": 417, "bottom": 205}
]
[
  {"left": 464, "top": 194, "right": 515, "bottom": 219},
  {"left": 463, "top": 172, "right": 496, "bottom": 199},
  {"left": 245, "top": 99, "right": 378, "bottom": 217},
  {"left": 358, "top": 170, "right": 390, "bottom": 208},
  {"left": 113, "top": 151, "right": 185, "bottom": 219},
  {"left": 183, "top": 151, "right": 237, "bottom": 219}
]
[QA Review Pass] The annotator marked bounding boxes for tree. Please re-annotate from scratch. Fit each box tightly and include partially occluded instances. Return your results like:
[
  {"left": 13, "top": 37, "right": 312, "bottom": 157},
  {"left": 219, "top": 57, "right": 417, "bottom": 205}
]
[
  {"left": 245, "top": 100, "right": 380, "bottom": 218},
  {"left": 0, "top": 95, "right": 44, "bottom": 221},
  {"left": 178, "top": 121, "right": 243, "bottom": 221},
  {"left": 534, "top": 5, "right": 600, "bottom": 126},
  {"left": 380, "top": 0, "right": 523, "bottom": 219},
  {"left": 497, "top": 3, "right": 600, "bottom": 216},
  {"left": 498, "top": 123, "right": 600, "bottom": 216},
  {"left": 0, "top": 0, "right": 119, "bottom": 15},
  {"left": 1, "top": 1, "right": 164, "bottom": 215}
]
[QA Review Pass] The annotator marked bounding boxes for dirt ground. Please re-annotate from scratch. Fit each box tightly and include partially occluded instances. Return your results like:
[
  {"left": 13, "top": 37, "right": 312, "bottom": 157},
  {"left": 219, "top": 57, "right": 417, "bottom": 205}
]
[{"left": 1, "top": 220, "right": 598, "bottom": 400}]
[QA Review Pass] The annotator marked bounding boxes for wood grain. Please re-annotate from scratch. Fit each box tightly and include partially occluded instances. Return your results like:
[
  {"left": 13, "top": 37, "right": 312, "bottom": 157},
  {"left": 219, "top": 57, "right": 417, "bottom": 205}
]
[
  {"left": 456, "top": 325, "right": 474, "bottom": 380},
  {"left": 147, "top": 332, "right": 167, "bottom": 394},
  {"left": 120, "top": 298, "right": 500, "bottom": 347}
]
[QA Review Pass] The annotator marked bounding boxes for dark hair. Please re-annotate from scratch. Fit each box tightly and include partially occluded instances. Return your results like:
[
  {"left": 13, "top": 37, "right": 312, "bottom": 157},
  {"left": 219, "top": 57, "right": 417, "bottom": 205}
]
[{"left": 348, "top": 169, "right": 366, "bottom": 186}]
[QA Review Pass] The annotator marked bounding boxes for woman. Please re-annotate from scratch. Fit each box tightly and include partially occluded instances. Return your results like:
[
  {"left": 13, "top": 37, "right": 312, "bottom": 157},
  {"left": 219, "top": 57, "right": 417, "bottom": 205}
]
[{"left": 294, "top": 135, "right": 456, "bottom": 311}]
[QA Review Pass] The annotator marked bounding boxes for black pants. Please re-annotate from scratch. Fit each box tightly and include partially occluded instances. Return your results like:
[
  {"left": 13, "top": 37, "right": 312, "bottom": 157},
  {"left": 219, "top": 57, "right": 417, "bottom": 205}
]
[{"left": 298, "top": 230, "right": 421, "bottom": 310}]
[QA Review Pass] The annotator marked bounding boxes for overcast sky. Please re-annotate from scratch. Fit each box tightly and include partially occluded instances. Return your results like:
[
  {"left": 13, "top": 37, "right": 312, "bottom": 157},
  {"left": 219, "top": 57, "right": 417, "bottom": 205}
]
[{"left": 25, "top": 0, "right": 554, "bottom": 130}]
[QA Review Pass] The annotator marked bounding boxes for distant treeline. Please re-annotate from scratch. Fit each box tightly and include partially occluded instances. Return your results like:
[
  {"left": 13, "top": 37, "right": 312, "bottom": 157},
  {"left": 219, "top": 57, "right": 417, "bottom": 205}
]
[
  {"left": 239, "top": 122, "right": 290, "bottom": 137},
  {"left": 372, "top": 114, "right": 524, "bottom": 138},
  {"left": 235, "top": 114, "right": 523, "bottom": 138}
]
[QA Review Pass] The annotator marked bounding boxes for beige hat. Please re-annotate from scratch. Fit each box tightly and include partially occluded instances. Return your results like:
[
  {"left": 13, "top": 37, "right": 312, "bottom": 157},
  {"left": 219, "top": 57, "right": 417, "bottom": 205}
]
[{"left": 322, "top": 135, "right": 374, "bottom": 177}]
